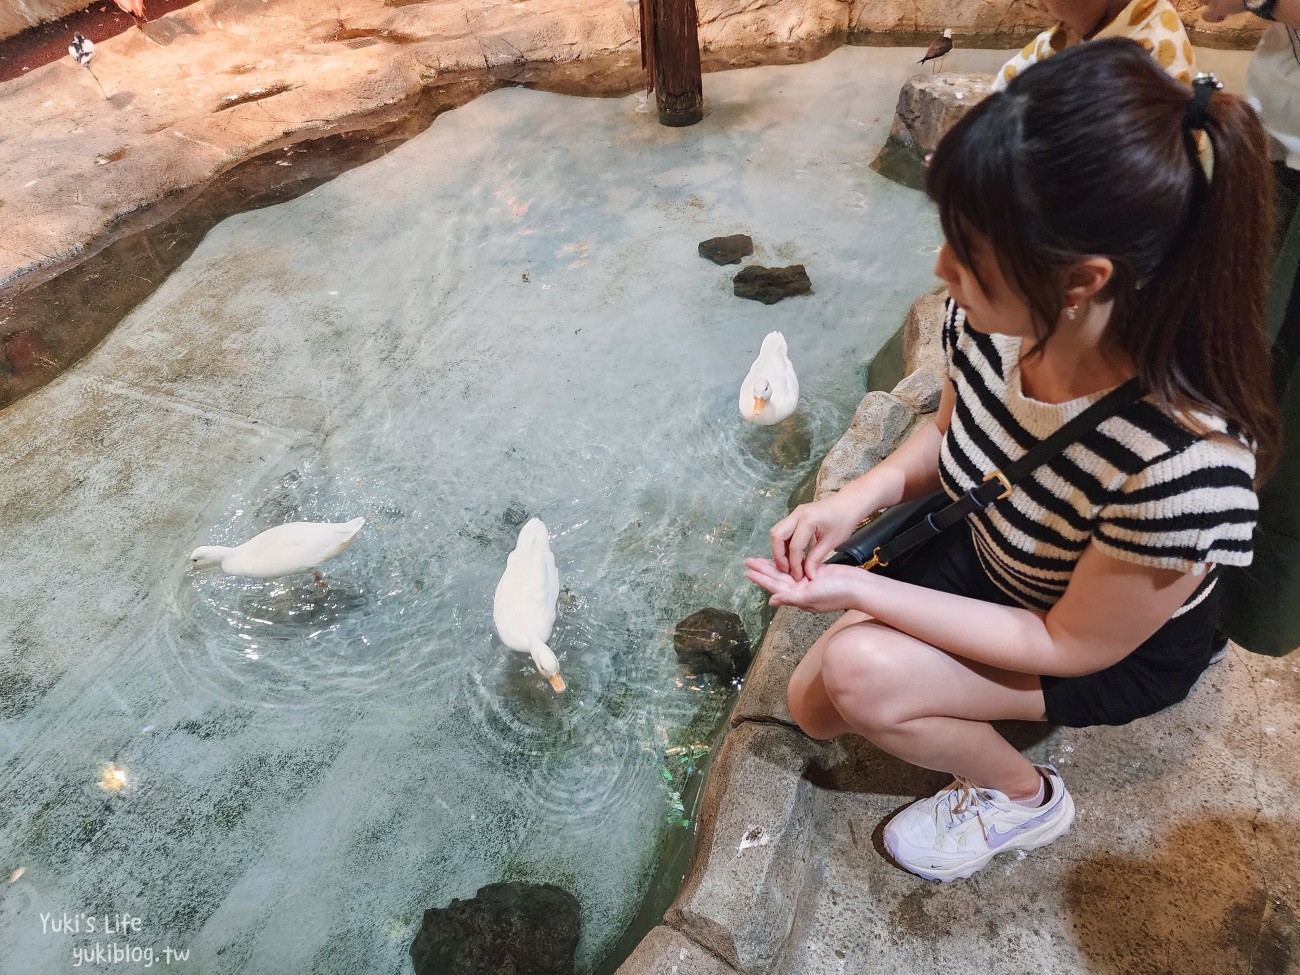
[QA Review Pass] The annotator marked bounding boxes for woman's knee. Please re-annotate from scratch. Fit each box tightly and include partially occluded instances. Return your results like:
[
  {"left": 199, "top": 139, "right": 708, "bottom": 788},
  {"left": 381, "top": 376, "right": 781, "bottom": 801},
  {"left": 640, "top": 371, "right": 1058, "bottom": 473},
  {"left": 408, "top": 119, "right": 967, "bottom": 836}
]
[
  {"left": 786, "top": 665, "right": 847, "bottom": 741},
  {"left": 819, "top": 626, "right": 911, "bottom": 732}
]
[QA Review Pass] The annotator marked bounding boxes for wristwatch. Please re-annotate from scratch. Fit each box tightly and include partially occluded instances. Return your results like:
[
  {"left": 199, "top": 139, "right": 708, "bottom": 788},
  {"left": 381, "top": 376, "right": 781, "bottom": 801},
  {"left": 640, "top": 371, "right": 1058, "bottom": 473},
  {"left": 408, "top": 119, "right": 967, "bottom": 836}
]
[{"left": 1244, "top": 0, "right": 1279, "bottom": 20}]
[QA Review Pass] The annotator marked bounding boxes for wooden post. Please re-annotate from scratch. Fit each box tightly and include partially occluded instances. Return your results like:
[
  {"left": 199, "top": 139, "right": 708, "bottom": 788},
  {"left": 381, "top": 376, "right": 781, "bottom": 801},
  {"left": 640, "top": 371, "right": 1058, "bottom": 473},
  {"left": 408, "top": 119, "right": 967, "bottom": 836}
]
[{"left": 640, "top": 0, "right": 703, "bottom": 127}]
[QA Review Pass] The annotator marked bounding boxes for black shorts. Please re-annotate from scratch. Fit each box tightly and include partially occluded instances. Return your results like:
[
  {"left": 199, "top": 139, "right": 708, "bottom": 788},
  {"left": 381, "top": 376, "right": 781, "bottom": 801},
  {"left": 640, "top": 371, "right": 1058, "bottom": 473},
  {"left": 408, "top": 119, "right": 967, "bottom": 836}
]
[{"left": 873, "top": 521, "right": 1223, "bottom": 727}]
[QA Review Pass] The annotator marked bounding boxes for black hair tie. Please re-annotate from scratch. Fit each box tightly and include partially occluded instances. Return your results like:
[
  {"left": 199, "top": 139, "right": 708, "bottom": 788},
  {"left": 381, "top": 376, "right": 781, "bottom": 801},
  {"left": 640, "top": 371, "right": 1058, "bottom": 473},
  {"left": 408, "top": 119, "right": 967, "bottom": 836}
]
[{"left": 1183, "top": 72, "right": 1224, "bottom": 133}]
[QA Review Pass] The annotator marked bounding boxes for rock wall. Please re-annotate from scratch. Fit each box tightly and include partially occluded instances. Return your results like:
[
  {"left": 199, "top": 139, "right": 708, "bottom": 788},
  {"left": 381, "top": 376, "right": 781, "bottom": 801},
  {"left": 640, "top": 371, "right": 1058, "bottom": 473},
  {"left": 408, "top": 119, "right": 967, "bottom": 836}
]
[
  {"left": 0, "top": 0, "right": 87, "bottom": 42},
  {"left": 1, "top": 0, "right": 1264, "bottom": 47}
]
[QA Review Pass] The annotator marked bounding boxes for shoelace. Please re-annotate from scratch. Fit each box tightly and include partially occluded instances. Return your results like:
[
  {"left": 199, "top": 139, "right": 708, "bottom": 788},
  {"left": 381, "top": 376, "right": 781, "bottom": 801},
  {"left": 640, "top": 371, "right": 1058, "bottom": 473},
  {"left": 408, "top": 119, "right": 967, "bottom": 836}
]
[{"left": 933, "top": 776, "right": 994, "bottom": 847}]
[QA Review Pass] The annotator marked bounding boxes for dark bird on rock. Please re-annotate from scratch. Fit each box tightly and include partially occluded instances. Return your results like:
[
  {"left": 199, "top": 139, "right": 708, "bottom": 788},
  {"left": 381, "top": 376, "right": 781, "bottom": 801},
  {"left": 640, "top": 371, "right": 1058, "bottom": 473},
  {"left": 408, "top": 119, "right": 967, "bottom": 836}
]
[{"left": 919, "top": 29, "right": 953, "bottom": 72}]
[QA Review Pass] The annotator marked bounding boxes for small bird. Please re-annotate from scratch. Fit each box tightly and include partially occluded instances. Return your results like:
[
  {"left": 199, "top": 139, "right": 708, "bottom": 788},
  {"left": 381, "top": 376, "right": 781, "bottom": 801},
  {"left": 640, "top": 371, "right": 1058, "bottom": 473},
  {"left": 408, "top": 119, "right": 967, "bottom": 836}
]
[
  {"left": 68, "top": 32, "right": 93, "bottom": 66},
  {"left": 68, "top": 32, "right": 109, "bottom": 99},
  {"left": 919, "top": 28, "right": 953, "bottom": 72},
  {"left": 189, "top": 518, "right": 365, "bottom": 589},
  {"left": 740, "top": 331, "right": 799, "bottom": 425},
  {"left": 493, "top": 518, "right": 565, "bottom": 692}
]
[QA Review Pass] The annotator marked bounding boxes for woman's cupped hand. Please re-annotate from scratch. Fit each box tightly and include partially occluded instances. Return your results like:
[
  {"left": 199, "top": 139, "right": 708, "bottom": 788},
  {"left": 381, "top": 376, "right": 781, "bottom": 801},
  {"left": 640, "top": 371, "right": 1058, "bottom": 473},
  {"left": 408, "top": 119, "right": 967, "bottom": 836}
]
[
  {"left": 743, "top": 557, "right": 867, "bottom": 613},
  {"left": 766, "top": 495, "right": 864, "bottom": 581}
]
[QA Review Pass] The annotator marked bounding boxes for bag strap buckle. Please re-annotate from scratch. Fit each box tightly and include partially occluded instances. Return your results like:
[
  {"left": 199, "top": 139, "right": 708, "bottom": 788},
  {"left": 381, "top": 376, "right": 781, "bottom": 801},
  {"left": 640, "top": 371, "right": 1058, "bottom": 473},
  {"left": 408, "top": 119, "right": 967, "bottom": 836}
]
[
  {"left": 982, "top": 469, "right": 1013, "bottom": 501},
  {"left": 861, "top": 547, "right": 888, "bottom": 571}
]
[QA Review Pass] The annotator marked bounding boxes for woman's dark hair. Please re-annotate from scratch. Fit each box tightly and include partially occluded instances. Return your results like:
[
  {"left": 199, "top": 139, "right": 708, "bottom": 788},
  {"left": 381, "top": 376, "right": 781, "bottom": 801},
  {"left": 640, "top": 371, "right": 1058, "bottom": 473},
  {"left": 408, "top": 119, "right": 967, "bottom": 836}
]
[{"left": 927, "top": 38, "right": 1280, "bottom": 483}]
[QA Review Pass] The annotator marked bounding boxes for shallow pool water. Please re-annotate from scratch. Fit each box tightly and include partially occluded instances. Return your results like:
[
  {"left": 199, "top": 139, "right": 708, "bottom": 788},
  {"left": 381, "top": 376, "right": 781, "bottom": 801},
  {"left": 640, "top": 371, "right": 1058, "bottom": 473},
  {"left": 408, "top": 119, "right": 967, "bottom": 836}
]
[{"left": 1, "top": 46, "right": 952, "bottom": 974}]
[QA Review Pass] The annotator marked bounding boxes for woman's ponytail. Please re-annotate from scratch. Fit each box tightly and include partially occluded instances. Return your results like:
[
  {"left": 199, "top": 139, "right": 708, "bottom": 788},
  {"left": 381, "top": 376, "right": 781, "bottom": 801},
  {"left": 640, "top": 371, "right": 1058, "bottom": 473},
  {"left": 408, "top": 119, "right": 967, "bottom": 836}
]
[
  {"left": 929, "top": 41, "right": 1282, "bottom": 486},
  {"left": 1136, "top": 85, "right": 1281, "bottom": 483}
]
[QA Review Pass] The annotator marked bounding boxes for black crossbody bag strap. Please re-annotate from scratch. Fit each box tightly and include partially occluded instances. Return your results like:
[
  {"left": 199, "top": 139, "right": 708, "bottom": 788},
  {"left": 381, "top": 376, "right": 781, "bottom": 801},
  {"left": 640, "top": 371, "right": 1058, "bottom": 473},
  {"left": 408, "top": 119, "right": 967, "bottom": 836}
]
[{"left": 867, "top": 377, "right": 1144, "bottom": 569}]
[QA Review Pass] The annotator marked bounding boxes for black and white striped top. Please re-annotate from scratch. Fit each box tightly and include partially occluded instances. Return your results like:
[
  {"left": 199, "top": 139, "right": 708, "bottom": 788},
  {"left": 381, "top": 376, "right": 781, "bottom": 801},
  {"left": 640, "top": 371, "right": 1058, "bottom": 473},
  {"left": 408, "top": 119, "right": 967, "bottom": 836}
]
[{"left": 938, "top": 299, "right": 1257, "bottom": 617}]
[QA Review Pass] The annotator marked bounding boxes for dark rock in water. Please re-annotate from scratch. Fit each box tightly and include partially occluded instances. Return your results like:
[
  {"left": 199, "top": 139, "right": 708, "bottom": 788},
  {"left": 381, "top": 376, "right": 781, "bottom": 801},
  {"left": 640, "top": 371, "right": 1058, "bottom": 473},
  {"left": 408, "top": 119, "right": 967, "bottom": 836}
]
[
  {"left": 698, "top": 234, "right": 754, "bottom": 265},
  {"left": 502, "top": 502, "right": 528, "bottom": 528},
  {"left": 771, "top": 416, "right": 813, "bottom": 469},
  {"left": 733, "top": 265, "right": 812, "bottom": 305},
  {"left": 409, "top": 882, "right": 581, "bottom": 975},
  {"left": 674, "top": 608, "right": 752, "bottom": 682}
]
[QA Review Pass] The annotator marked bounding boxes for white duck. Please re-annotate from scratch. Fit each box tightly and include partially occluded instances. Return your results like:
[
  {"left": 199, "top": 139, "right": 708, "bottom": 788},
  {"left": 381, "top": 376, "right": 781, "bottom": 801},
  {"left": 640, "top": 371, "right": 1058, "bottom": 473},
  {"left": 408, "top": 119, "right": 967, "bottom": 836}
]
[
  {"left": 493, "top": 517, "right": 565, "bottom": 692},
  {"left": 739, "top": 331, "right": 799, "bottom": 425},
  {"left": 189, "top": 517, "right": 365, "bottom": 589}
]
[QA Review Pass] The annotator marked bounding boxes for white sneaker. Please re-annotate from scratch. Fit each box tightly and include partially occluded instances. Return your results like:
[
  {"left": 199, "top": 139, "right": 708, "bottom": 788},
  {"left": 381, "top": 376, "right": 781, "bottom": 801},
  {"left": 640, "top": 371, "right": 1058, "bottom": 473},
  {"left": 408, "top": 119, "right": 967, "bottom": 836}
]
[{"left": 883, "top": 765, "right": 1075, "bottom": 882}]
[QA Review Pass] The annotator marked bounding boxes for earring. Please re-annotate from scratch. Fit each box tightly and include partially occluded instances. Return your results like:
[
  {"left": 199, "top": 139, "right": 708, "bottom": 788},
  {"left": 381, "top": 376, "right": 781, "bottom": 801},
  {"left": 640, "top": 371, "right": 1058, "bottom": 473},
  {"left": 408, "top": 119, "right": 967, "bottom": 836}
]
[{"left": 1064, "top": 303, "right": 1079, "bottom": 321}]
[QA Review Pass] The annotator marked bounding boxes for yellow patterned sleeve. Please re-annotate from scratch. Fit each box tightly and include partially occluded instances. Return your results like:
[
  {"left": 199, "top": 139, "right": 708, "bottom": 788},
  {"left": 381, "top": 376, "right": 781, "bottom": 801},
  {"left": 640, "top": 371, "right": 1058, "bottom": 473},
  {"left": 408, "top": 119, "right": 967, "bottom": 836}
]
[
  {"left": 1100, "top": 0, "right": 1197, "bottom": 83},
  {"left": 990, "top": 27, "right": 1062, "bottom": 93}
]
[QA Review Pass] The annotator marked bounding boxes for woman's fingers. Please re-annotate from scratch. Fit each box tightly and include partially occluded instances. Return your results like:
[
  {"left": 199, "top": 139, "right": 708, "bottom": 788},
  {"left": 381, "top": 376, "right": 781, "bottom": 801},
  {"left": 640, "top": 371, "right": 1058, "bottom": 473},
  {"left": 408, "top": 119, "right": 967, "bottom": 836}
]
[
  {"left": 787, "top": 521, "right": 816, "bottom": 581},
  {"left": 744, "top": 558, "right": 790, "bottom": 588},
  {"left": 769, "top": 515, "right": 797, "bottom": 572},
  {"left": 744, "top": 568, "right": 789, "bottom": 595},
  {"left": 804, "top": 536, "right": 837, "bottom": 579}
]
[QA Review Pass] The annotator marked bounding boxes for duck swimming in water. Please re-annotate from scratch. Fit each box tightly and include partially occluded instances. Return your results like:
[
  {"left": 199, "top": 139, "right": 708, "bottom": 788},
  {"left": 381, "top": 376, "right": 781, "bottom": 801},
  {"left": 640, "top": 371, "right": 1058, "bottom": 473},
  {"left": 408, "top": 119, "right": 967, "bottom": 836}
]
[{"left": 189, "top": 517, "right": 365, "bottom": 589}]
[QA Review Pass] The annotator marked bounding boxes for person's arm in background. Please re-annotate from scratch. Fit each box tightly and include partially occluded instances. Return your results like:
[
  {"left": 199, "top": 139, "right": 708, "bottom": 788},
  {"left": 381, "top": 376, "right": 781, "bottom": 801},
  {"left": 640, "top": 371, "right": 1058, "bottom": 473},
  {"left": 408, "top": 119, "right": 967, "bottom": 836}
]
[{"left": 1203, "top": 0, "right": 1300, "bottom": 30}]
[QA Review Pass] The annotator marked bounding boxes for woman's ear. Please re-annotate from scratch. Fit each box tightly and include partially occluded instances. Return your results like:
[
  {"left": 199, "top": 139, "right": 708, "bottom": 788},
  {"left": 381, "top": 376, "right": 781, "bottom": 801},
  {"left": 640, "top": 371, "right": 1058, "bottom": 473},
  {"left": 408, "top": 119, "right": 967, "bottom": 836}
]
[{"left": 1064, "top": 256, "right": 1114, "bottom": 306}]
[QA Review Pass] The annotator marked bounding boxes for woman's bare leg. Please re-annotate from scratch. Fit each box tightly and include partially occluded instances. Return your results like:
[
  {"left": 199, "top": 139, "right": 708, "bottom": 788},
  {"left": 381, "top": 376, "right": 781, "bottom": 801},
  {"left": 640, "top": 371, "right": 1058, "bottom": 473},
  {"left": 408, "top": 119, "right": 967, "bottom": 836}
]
[
  {"left": 786, "top": 610, "right": 871, "bottom": 741},
  {"left": 804, "top": 617, "right": 1050, "bottom": 799}
]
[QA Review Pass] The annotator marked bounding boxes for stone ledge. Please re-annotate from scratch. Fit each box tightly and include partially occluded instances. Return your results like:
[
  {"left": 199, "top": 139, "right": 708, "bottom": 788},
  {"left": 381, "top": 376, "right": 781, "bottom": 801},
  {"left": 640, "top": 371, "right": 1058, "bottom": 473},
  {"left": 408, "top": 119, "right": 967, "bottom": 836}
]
[
  {"left": 616, "top": 924, "right": 739, "bottom": 975},
  {"left": 730, "top": 605, "right": 832, "bottom": 730},
  {"left": 813, "top": 391, "right": 913, "bottom": 501},
  {"left": 662, "top": 721, "right": 823, "bottom": 974}
]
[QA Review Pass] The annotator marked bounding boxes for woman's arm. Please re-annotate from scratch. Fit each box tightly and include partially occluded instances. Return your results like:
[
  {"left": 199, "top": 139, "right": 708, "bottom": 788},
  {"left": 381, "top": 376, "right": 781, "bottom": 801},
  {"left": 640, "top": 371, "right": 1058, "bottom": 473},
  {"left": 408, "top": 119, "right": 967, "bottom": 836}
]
[
  {"left": 842, "top": 543, "right": 1207, "bottom": 675},
  {"left": 769, "top": 379, "right": 955, "bottom": 579},
  {"left": 830, "top": 378, "right": 955, "bottom": 517},
  {"left": 747, "top": 540, "right": 1208, "bottom": 676}
]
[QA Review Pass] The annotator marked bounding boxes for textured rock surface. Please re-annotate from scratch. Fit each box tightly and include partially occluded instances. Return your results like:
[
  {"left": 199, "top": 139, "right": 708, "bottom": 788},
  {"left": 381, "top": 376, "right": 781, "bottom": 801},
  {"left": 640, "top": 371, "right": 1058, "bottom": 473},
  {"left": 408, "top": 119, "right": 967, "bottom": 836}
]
[
  {"left": 847, "top": 0, "right": 1261, "bottom": 44},
  {"left": 814, "top": 391, "right": 913, "bottom": 500},
  {"left": 903, "top": 289, "right": 948, "bottom": 377},
  {"left": 891, "top": 366, "right": 943, "bottom": 412},
  {"left": 616, "top": 925, "right": 738, "bottom": 975},
  {"left": 890, "top": 71, "right": 992, "bottom": 162},
  {"left": 409, "top": 882, "right": 581, "bottom": 975},
  {"left": 728, "top": 605, "right": 830, "bottom": 729},
  {"left": 698, "top": 234, "right": 754, "bottom": 265},
  {"left": 733, "top": 264, "right": 812, "bottom": 304},
  {"left": 0, "top": 0, "right": 86, "bottom": 40},
  {"left": 1, "top": 0, "right": 1267, "bottom": 44},
  {"left": 663, "top": 721, "right": 823, "bottom": 973},
  {"left": 674, "top": 608, "right": 753, "bottom": 683}
]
